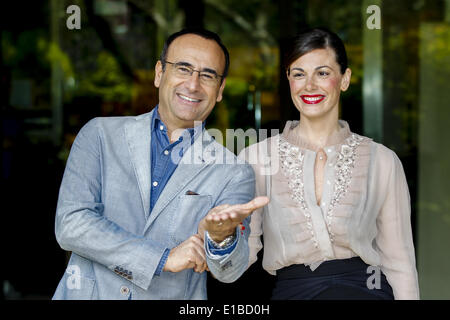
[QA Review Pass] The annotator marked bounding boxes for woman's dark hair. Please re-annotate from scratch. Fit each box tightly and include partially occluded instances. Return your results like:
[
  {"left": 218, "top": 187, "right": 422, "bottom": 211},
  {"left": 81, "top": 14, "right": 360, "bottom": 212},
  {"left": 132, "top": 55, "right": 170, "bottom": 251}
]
[
  {"left": 285, "top": 27, "right": 348, "bottom": 75},
  {"left": 159, "top": 27, "right": 230, "bottom": 80}
]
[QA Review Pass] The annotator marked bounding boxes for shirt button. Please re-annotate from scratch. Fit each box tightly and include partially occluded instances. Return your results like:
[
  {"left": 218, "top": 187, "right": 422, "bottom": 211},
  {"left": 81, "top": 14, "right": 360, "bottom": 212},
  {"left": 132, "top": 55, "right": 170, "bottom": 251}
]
[
  {"left": 164, "top": 150, "right": 169, "bottom": 155},
  {"left": 153, "top": 181, "right": 158, "bottom": 187},
  {"left": 322, "top": 202, "right": 326, "bottom": 207},
  {"left": 159, "top": 125, "right": 164, "bottom": 130},
  {"left": 120, "top": 286, "right": 130, "bottom": 295},
  {"left": 327, "top": 180, "right": 331, "bottom": 185},
  {"left": 327, "top": 148, "right": 332, "bottom": 152}
]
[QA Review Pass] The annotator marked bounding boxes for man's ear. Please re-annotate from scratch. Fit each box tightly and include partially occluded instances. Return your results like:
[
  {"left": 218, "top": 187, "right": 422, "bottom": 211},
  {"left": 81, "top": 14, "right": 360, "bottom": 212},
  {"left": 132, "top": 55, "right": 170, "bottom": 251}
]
[
  {"left": 154, "top": 60, "right": 163, "bottom": 88},
  {"left": 340, "top": 68, "right": 352, "bottom": 92},
  {"left": 216, "top": 78, "right": 227, "bottom": 102}
]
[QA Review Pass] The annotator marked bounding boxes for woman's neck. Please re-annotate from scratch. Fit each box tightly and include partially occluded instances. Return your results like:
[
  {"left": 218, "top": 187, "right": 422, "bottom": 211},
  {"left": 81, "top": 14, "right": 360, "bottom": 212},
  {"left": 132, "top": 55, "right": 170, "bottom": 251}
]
[{"left": 295, "top": 116, "right": 340, "bottom": 149}]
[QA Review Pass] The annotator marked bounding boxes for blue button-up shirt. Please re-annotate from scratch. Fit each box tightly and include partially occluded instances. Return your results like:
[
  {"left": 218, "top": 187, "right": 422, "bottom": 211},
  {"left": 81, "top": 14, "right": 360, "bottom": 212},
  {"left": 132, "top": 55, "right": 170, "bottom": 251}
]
[
  {"left": 151, "top": 106, "right": 236, "bottom": 275},
  {"left": 150, "top": 107, "right": 203, "bottom": 213}
]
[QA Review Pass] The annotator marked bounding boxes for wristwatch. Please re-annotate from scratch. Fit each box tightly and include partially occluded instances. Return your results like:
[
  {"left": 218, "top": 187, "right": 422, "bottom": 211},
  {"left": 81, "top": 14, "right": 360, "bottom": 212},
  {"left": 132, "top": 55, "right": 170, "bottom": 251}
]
[{"left": 209, "top": 233, "right": 236, "bottom": 249}]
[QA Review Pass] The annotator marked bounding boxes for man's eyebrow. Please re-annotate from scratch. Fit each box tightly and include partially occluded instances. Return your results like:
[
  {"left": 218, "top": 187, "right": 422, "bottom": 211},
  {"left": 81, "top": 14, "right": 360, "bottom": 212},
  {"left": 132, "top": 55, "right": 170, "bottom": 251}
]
[
  {"left": 175, "top": 61, "right": 193, "bottom": 68},
  {"left": 201, "top": 67, "right": 218, "bottom": 75},
  {"left": 175, "top": 61, "right": 218, "bottom": 75}
]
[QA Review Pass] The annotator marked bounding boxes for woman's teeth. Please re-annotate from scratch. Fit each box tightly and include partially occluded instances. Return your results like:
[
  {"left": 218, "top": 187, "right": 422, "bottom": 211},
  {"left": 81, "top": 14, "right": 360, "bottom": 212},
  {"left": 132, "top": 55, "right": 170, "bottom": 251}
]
[
  {"left": 303, "top": 96, "right": 323, "bottom": 101},
  {"left": 301, "top": 95, "right": 325, "bottom": 104}
]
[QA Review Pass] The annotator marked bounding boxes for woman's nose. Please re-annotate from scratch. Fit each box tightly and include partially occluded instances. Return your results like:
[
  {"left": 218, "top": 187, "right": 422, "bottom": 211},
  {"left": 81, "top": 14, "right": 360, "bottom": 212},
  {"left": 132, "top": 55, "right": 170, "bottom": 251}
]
[{"left": 305, "top": 76, "right": 318, "bottom": 91}]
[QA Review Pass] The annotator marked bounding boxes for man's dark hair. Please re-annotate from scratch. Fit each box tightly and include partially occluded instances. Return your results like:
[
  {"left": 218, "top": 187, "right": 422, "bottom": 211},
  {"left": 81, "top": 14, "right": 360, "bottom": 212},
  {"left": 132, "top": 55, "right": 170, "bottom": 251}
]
[
  {"left": 285, "top": 27, "right": 348, "bottom": 75},
  {"left": 159, "top": 28, "right": 230, "bottom": 80}
]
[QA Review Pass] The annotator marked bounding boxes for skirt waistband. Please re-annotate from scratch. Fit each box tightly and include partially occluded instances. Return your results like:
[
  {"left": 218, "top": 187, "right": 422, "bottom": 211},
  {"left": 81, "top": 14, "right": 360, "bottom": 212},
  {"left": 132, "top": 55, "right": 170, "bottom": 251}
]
[{"left": 276, "top": 257, "right": 370, "bottom": 280}]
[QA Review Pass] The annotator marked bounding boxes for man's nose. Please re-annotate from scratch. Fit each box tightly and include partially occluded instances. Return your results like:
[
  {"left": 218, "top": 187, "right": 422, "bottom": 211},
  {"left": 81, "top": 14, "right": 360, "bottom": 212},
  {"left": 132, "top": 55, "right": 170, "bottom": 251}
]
[{"left": 185, "top": 71, "right": 202, "bottom": 91}]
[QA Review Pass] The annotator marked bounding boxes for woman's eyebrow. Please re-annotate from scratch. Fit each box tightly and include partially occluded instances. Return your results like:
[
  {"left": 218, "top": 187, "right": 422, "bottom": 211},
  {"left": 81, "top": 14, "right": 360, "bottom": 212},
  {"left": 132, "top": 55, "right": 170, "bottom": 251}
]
[{"left": 315, "top": 65, "right": 333, "bottom": 70}]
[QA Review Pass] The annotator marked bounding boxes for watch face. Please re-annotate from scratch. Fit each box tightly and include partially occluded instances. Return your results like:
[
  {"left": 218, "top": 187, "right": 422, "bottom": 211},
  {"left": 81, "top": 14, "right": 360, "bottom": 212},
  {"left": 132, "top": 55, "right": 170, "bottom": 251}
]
[
  {"left": 218, "top": 234, "right": 236, "bottom": 248},
  {"left": 209, "top": 233, "right": 236, "bottom": 249}
]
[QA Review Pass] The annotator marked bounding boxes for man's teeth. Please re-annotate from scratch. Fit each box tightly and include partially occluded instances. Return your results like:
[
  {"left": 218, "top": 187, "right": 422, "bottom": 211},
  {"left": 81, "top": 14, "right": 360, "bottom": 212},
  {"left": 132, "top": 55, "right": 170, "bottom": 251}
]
[
  {"left": 303, "top": 96, "right": 324, "bottom": 101},
  {"left": 179, "top": 94, "right": 201, "bottom": 102}
]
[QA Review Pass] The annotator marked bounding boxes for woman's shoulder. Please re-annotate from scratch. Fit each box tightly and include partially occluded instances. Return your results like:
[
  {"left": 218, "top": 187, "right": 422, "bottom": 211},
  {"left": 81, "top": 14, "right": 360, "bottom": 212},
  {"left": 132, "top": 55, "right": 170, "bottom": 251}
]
[
  {"left": 243, "top": 134, "right": 280, "bottom": 153},
  {"left": 366, "top": 139, "right": 404, "bottom": 172},
  {"left": 239, "top": 135, "right": 281, "bottom": 168}
]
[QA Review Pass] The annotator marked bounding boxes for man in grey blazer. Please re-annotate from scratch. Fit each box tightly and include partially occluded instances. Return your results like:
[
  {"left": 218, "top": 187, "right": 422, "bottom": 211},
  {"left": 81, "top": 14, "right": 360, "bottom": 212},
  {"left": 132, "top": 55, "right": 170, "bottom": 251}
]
[{"left": 53, "top": 28, "right": 268, "bottom": 300}]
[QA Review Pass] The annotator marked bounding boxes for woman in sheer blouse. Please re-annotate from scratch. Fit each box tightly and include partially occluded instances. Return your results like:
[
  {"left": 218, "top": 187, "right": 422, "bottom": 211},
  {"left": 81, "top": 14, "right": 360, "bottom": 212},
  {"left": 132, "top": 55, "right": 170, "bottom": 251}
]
[{"left": 239, "top": 27, "right": 419, "bottom": 299}]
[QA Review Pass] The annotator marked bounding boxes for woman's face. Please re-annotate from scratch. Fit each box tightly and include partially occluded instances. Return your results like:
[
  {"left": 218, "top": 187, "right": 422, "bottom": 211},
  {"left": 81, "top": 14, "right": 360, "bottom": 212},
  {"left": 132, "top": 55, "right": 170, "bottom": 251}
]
[{"left": 287, "top": 48, "right": 351, "bottom": 121}]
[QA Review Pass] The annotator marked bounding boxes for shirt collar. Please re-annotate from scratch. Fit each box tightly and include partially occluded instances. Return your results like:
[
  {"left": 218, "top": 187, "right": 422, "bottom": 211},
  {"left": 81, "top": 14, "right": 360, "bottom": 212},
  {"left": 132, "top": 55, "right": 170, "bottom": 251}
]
[
  {"left": 281, "top": 120, "right": 351, "bottom": 151},
  {"left": 151, "top": 105, "right": 206, "bottom": 142}
]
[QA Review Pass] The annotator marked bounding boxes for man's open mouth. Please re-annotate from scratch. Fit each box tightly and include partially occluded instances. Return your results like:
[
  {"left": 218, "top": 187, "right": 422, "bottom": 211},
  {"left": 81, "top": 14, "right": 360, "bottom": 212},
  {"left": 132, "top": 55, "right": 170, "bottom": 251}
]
[{"left": 177, "top": 93, "right": 201, "bottom": 103}]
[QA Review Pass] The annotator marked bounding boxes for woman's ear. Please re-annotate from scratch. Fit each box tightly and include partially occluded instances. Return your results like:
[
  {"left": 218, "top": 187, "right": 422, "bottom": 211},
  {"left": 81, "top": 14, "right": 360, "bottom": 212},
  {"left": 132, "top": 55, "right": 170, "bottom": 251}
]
[{"left": 340, "top": 68, "right": 352, "bottom": 92}]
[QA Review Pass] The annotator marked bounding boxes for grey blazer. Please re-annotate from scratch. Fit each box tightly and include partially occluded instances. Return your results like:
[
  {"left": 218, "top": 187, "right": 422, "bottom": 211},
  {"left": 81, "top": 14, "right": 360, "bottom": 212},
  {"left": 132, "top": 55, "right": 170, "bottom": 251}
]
[{"left": 53, "top": 110, "right": 254, "bottom": 299}]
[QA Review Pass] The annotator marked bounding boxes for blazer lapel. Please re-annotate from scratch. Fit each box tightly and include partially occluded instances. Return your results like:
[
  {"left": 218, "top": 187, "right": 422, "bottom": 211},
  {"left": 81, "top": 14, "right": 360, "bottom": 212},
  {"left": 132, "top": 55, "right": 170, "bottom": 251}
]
[
  {"left": 143, "top": 130, "right": 217, "bottom": 232},
  {"left": 124, "top": 111, "right": 153, "bottom": 219}
]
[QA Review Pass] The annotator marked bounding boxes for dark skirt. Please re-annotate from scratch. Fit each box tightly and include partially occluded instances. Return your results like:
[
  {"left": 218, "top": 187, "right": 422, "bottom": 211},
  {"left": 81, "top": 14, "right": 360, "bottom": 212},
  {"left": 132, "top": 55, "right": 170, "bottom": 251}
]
[{"left": 272, "top": 257, "right": 394, "bottom": 300}]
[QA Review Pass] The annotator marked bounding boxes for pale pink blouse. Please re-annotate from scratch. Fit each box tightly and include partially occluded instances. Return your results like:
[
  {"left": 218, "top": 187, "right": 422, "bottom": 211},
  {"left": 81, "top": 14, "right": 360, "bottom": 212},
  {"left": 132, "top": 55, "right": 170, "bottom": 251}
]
[{"left": 240, "top": 120, "right": 420, "bottom": 300}]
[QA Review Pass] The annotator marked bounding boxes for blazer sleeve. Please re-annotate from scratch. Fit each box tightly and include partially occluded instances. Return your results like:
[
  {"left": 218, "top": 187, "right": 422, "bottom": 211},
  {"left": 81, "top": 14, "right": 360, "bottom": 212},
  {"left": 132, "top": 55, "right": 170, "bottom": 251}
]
[
  {"left": 375, "top": 149, "right": 420, "bottom": 299},
  {"left": 204, "top": 155, "right": 255, "bottom": 283},
  {"left": 247, "top": 172, "right": 265, "bottom": 269},
  {"left": 55, "top": 119, "right": 166, "bottom": 291}
]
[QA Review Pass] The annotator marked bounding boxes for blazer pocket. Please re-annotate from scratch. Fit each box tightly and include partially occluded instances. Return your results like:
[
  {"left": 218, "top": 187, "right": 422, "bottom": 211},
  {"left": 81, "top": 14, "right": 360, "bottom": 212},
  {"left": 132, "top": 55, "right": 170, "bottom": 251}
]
[{"left": 171, "top": 194, "right": 212, "bottom": 243}]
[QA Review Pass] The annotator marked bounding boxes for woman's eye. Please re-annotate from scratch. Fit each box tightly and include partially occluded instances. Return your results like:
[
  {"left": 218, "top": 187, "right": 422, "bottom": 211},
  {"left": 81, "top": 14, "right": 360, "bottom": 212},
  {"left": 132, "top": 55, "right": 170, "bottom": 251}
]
[
  {"left": 318, "top": 71, "right": 330, "bottom": 77},
  {"left": 292, "top": 73, "right": 305, "bottom": 79}
]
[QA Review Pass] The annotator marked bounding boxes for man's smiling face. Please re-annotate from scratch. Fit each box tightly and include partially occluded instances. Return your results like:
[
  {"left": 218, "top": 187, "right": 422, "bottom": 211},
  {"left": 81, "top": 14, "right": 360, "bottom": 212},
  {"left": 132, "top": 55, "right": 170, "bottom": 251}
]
[{"left": 154, "top": 33, "right": 226, "bottom": 131}]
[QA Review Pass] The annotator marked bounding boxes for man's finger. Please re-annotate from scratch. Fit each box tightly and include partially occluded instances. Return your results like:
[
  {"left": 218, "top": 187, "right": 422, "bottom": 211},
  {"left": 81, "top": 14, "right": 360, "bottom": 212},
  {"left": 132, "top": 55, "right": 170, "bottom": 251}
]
[
  {"left": 224, "top": 196, "right": 270, "bottom": 215},
  {"left": 214, "top": 204, "right": 231, "bottom": 211}
]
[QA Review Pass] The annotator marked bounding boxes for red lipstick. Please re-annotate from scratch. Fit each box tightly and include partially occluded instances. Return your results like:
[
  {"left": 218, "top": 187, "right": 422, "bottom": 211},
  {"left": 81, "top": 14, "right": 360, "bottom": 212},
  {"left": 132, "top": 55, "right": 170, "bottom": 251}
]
[{"left": 300, "top": 94, "right": 325, "bottom": 104}]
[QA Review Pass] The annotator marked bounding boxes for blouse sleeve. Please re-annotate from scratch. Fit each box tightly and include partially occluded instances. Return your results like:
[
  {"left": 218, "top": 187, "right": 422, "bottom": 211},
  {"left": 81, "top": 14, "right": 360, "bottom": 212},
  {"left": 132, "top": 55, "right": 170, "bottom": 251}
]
[{"left": 375, "top": 148, "right": 420, "bottom": 299}]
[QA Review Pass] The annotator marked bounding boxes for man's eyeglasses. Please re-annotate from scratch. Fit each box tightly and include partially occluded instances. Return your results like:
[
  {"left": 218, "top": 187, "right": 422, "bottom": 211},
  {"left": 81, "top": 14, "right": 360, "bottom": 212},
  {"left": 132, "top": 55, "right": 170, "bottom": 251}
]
[{"left": 164, "top": 61, "right": 223, "bottom": 86}]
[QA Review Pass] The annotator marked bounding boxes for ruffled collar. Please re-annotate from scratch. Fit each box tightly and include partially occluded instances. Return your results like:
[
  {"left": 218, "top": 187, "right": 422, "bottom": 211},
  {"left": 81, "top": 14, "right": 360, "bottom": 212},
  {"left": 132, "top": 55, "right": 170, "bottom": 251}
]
[{"left": 281, "top": 120, "right": 351, "bottom": 151}]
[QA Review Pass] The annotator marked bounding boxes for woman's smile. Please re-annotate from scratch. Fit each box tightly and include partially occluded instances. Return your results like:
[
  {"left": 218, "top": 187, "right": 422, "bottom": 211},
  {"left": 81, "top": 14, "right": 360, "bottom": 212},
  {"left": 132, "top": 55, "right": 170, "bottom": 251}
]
[{"left": 300, "top": 94, "right": 326, "bottom": 104}]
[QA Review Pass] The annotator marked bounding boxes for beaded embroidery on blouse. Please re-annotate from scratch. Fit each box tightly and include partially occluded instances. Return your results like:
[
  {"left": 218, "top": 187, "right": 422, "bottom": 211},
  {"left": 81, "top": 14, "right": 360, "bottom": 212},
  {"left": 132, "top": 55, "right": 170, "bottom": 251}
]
[
  {"left": 278, "top": 137, "right": 318, "bottom": 249},
  {"left": 278, "top": 134, "right": 365, "bottom": 246},
  {"left": 326, "top": 134, "right": 364, "bottom": 241}
]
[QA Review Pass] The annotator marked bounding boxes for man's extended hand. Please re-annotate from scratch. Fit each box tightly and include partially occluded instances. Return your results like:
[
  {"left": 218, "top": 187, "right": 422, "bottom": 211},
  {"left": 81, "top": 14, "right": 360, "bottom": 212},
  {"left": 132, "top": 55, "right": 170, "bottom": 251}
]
[
  {"left": 198, "top": 196, "right": 270, "bottom": 242},
  {"left": 163, "top": 234, "right": 209, "bottom": 273}
]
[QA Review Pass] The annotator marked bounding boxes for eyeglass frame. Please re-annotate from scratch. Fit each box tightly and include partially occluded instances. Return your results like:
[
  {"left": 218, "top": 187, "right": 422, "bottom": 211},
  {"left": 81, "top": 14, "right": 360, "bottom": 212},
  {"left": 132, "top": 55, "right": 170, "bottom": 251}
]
[{"left": 163, "top": 60, "right": 224, "bottom": 85}]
